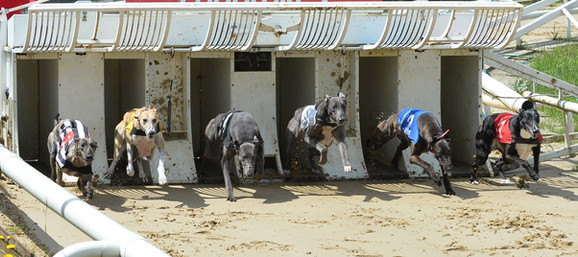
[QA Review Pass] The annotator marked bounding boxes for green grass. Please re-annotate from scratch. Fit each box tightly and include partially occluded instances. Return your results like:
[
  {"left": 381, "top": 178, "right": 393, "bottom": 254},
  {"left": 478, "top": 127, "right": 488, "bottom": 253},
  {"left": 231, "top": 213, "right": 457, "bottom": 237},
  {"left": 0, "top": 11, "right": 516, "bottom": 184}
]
[{"left": 515, "top": 44, "right": 578, "bottom": 134}]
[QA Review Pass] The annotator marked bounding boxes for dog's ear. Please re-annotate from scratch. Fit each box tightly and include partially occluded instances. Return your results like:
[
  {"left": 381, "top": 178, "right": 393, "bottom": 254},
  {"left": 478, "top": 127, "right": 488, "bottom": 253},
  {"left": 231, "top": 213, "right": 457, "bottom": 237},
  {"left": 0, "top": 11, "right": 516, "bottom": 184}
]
[
  {"left": 325, "top": 94, "right": 331, "bottom": 100},
  {"left": 252, "top": 135, "right": 263, "bottom": 146},
  {"left": 521, "top": 100, "right": 534, "bottom": 110},
  {"left": 148, "top": 103, "right": 156, "bottom": 111},
  {"left": 338, "top": 92, "right": 345, "bottom": 99},
  {"left": 91, "top": 140, "right": 98, "bottom": 149}
]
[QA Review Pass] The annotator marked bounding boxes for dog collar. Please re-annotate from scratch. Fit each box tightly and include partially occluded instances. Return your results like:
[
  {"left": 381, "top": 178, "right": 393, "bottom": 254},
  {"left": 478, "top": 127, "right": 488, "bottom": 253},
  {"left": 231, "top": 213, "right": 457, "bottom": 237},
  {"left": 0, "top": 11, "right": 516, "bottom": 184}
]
[
  {"left": 131, "top": 123, "right": 161, "bottom": 136},
  {"left": 63, "top": 160, "right": 93, "bottom": 175}
]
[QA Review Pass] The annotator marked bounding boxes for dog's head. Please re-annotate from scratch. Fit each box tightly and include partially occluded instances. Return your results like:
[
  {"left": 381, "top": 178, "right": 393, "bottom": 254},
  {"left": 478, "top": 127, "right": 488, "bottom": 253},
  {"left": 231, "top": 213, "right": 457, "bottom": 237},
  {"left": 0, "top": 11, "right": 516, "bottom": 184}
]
[
  {"left": 236, "top": 136, "right": 263, "bottom": 178},
  {"left": 518, "top": 101, "right": 540, "bottom": 139},
  {"left": 430, "top": 134, "right": 452, "bottom": 172},
  {"left": 322, "top": 92, "right": 347, "bottom": 126},
  {"left": 68, "top": 137, "right": 98, "bottom": 167},
  {"left": 134, "top": 104, "right": 161, "bottom": 138}
]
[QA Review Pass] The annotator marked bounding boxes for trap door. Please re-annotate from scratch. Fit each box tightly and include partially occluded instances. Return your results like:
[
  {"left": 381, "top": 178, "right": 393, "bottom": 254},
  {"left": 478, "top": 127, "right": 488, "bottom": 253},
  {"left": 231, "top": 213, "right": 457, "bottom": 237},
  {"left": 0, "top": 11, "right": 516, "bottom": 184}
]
[
  {"left": 397, "top": 50, "right": 442, "bottom": 178},
  {"left": 230, "top": 52, "right": 283, "bottom": 177},
  {"left": 358, "top": 53, "right": 406, "bottom": 178},
  {"left": 315, "top": 51, "right": 367, "bottom": 179},
  {"left": 58, "top": 53, "right": 108, "bottom": 184}
]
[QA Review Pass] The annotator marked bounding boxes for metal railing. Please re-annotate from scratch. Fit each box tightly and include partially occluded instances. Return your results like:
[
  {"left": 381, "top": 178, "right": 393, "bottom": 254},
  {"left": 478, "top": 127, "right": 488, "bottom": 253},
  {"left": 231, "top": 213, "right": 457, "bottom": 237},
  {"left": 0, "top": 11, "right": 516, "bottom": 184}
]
[
  {"left": 9, "top": 1, "right": 523, "bottom": 53},
  {"left": 0, "top": 144, "right": 170, "bottom": 257},
  {"left": 484, "top": 0, "right": 578, "bottom": 161}
]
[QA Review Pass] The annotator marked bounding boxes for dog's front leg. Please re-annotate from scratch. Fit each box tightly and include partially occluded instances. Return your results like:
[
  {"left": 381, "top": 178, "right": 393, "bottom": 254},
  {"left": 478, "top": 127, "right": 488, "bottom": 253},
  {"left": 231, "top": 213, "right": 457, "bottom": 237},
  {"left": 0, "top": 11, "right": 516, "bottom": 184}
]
[
  {"left": 126, "top": 143, "right": 135, "bottom": 177},
  {"left": 532, "top": 145, "right": 541, "bottom": 182},
  {"left": 336, "top": 139, "right": 351, "bottom": 173},
  {"left": 503, "top": 153, "right": 539, "bottom": 182},
  {"left": 154, "top": 135, "right": 167, "bottom": 185},
  {"left": 221, "top": 148, "right": 236, "bottom": 202},
  {"left": 442, "top": 173, "right": 455, "bottom": 195},
  {"left": 410, "top": 145, "right": 441, "bottom": 186},
  {"left": 56, "top": 167, "right": 64, "bottom": 186},
  {"left": 410, "top": 155, "right": 441, "bottom": 186},
  {"left": 135, "top": 158, "right": 149, "bottom": 184}
]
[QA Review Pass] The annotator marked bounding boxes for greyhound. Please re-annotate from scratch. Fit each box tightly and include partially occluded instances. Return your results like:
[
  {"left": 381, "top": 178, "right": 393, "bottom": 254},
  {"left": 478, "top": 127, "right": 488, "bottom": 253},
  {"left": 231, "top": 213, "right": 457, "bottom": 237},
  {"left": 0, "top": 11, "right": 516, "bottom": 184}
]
[
  {"left": 47, "top": 116, "right": 98, "bottom": 199},
  {"left": 104, "top": 104, "right": 167, "bottom": 185},
  {"left": 202, "top": 110, "right": 264, "bottom": 202},
  {"left": 366, "top": 108, "right": 455, "bottom": 195},
  {"left": 285, "top": 92, "right": 351, "bottom": 175},
  {"left": 471, "top": 100, "right": 542, "bottom": 185}
]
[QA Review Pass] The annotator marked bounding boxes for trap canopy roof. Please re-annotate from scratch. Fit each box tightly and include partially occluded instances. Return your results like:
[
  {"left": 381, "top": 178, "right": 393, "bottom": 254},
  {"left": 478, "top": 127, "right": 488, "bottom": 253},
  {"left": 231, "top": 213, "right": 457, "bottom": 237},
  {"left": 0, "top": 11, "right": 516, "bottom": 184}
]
[{"left": 6, "top": 1, "right": 523, "bottom": 53}]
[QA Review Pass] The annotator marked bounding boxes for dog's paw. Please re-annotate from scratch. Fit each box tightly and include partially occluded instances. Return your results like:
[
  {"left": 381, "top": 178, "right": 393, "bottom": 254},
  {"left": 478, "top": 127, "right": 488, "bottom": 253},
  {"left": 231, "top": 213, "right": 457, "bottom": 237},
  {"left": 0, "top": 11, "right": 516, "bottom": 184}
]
[
  {"left": 227, "top": 196, "right": 237, "bottom": 202},
  {"left": 158, "top": 175, "right": 168, "bottom": 186},
  {"left": 501, "top": 178, "right": 512, "bottom": 184},
  {"left": 126, "top": 168, "right": 135, "bottom": 177},
  {"left": 446, "top": 189, "right": 456, "bottom": 196},
  {"left": 471, "top": 180, "right": 479, "bottom": 185},
  {"left": 343, "top": 165, "right": 352, "bottom": 173}
]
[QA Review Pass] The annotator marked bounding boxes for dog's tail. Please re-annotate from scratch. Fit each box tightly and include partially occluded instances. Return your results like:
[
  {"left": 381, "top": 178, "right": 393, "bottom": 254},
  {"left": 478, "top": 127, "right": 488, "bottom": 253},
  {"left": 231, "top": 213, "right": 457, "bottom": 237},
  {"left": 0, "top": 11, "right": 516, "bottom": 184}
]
[{"left": 54, "top": 113, "right": 60, "bottom": 127}]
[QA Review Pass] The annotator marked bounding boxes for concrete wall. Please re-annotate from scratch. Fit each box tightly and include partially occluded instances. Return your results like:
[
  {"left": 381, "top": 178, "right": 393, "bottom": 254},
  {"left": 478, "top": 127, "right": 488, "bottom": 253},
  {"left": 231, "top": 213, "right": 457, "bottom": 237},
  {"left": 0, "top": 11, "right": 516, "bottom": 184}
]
[
  {"left": 11, "top": 48, "right": 482, "bottom": 184},
  {"left": 441, "top": 55, "right": 482, "bottom": 168}
]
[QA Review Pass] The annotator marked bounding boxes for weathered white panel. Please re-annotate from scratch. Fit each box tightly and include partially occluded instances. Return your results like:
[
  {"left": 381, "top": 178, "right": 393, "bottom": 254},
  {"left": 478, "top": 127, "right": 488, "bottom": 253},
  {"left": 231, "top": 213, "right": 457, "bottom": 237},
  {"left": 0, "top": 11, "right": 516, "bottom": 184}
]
[
  {"left": 230, "top": 67, "right": 283, "bottom": 173},
  {"left": 441, "top": 55, "right": 481, "bottom": 166},
  {"left": 58, "top": 53, "right": 108, "bottom": 183},
  {"left": 316, "top": 51, "right": 367, "bottom": 179},
  {"left": 146, "top": 52, "right": 197, "bottom": 183},
  {"left": 397, "top": 50, "right": 441, "bottom": 177},
  {"left": 359, "top": 56, "right": 398, "bottom": 174}
]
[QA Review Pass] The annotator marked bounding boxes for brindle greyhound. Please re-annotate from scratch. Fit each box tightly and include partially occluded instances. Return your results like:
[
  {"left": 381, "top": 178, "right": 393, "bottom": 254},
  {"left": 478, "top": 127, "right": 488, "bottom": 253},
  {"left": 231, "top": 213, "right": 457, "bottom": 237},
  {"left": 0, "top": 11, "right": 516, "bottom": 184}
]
[
  {"left": 47, "top": 116, "right": 98, "bottom": 199},
  {"left": 285, "top": 92, "right": 351, "bottom": 175},
  {"left": 366, "top": 109, "right": 455, "bottom": 195},
  {"left": 202, "top": 110, "right": 265, "bottom": 202},
  {"left": 471, "top": 100, "right": 542, "bottom": 185}
]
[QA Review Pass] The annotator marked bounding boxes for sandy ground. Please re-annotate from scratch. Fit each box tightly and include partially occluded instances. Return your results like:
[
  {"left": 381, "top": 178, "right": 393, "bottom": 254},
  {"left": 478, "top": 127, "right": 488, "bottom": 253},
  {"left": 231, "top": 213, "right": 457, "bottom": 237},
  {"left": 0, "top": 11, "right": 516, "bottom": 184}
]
[
  {"left": 2, "top": 156, "right": 578, "bottom": 257},
  {"left": 0, "top": 5, "right": 577, "bottom": 257}
]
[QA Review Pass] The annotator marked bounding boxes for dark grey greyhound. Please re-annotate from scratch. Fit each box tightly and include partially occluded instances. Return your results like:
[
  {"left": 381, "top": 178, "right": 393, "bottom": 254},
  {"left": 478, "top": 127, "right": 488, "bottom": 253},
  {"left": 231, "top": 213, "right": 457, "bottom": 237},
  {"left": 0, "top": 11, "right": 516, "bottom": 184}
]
[
  {"left": 47, "top": 116, "right": 98, "bottom": 199},
  {"left": 202, "top": 110, "right": 264, "bottom": 202},
  {"left": 366, "top": 108, "right": 454, "bottom": 195},
  {"left": 471, "top": 100, "right": 542, "bottom": 185},
  {"left": 285, "top": 92, "right": 351, "bottom": 175}
]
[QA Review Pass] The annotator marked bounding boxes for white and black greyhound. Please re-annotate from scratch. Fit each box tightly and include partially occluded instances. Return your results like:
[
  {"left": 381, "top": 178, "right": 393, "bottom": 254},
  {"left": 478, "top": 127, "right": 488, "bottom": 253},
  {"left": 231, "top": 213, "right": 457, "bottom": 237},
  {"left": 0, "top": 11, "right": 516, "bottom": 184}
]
[
  {"left": 285, "top": 92, "right": 351, "bottom": 175},
  {"left": 471, "top": 100, "right": 542, "bottom": 185}
]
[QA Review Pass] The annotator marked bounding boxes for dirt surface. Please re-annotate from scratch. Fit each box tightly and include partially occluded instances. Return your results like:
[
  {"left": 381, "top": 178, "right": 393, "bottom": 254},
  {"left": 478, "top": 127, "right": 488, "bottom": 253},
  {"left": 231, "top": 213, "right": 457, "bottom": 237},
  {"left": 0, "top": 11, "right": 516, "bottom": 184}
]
[
  {"left": 2, "top": 156, "right": 578, "bottom": 257},
  {"left": 1, "top": 5, "right": 577, "bottom": 257}
]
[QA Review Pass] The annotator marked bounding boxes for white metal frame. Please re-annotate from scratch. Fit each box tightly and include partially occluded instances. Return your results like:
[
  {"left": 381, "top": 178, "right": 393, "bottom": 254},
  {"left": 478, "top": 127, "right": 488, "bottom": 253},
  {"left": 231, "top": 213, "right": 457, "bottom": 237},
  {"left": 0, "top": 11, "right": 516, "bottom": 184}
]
[{"left": 13, "top": 2, "right": 523, "bottom": 53}]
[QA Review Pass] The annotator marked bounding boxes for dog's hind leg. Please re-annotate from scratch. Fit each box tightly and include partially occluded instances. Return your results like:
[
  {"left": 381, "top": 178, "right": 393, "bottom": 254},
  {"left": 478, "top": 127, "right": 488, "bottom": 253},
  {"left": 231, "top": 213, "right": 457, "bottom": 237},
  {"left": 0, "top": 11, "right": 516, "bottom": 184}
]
[
  {"left": 470, "top": 134, "right": 492, "bottom": 185},
  {"left": 392, "top": 135, "right": 410, "bottom": 168},
  {"left": 308, "top": 148, "right": 323, "bottom": 175},
  {"left": 105, "top": 134, "right": 127, "bottom": 179},
  {"left": 284, "top": 126, "right": 301, "bottom": 174}
]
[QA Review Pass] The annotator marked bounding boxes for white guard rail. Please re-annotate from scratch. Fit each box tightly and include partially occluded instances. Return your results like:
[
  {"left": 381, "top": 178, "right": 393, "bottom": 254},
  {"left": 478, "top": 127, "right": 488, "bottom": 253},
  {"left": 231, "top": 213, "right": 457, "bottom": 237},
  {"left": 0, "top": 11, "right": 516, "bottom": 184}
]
[
  {"left": 0, "top": 144, "right": 170, "bottom": 257},
  {"left": 7, "top": 1, "right": 523, "bottom": 53}
]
